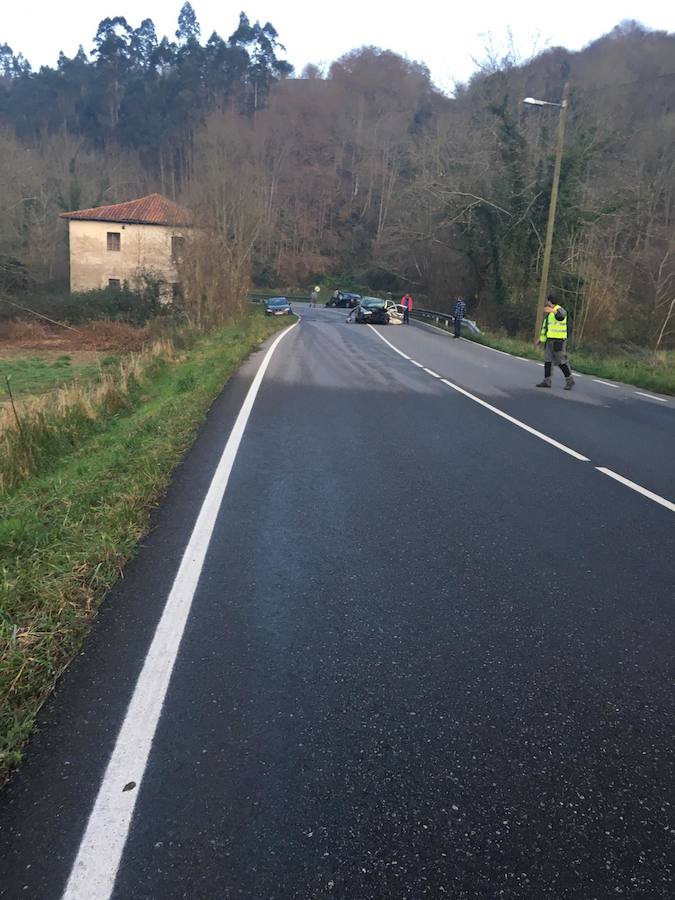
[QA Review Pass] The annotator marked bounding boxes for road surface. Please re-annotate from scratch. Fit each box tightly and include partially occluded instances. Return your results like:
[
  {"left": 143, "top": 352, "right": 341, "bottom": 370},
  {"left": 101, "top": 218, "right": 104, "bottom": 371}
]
[{"left": 1, "top": 306, "right": 673, "bottom": 899}]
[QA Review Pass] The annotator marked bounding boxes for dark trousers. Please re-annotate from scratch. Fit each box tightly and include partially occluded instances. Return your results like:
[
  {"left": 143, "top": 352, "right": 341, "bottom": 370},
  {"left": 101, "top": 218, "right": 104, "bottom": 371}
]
[
  {"left": 544, "top": 362, "right": 572, "bottom": 379},
  {"left": 454, "top": 316, "right": 462, "bottom": 337},
  {"left": 403, "top": 308, "right": 410, "bottom": 324}
]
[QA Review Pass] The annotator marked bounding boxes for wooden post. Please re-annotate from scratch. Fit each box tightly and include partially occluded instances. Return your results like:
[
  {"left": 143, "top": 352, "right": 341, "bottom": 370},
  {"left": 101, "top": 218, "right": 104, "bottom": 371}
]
[{"left": 534, "top": 82, "right": 570, "bottom": 343}]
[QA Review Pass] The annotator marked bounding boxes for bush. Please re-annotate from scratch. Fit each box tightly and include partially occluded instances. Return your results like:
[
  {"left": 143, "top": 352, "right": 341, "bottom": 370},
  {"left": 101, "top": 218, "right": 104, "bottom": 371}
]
[{"left": 0, "top": 285, "right": 164, "bottom": 327}]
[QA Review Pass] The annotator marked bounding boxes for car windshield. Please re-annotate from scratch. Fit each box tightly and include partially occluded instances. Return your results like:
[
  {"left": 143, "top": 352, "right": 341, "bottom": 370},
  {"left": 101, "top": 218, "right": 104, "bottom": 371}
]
[
  {"left": 268, "top": 298, "right": 287, "bottom": 305},
  {"left": 361, "top": 297, "right": 385, "bottom": 308}
]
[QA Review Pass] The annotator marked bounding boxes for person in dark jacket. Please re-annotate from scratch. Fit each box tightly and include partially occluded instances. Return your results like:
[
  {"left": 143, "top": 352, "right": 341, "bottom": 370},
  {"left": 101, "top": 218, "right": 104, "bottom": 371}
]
[{"left": 453, "top": 297, "right": 466, "bottom": 338}]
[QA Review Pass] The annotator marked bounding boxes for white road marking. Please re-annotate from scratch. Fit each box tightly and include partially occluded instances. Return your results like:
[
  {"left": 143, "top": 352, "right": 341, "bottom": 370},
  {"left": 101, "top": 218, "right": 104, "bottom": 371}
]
[
  {"left": 367, "top": 328, "right": 410, "bottom": 359},
  {"left": 414, "top": 320, "right": 671, "bottom": 399},
  {"left": 635, "top": 391, "right": 668, "bottom": 403},
  {"left": 61, "top": 320, "right": 299, "bottom": 900},
  {"left": 414, "top": 319, "right": 543, "bottom": 365},
  {"left": 437, "top": 379, "right": 590, "bottom": 461},
  {"left": 367, "top": 325, "right": 590, "bottom": 462},
  {"left": 461, "top": 339, "right": 533, "bottom": 362},
  {"left": 370, "top": 322, "right": 674, "bottom": 510},
  {"left": 596, "top": 468, "right": 675, "bottom": 513},
  {"left": 415, "top": 318, "right": 454, "bottom": 336}
]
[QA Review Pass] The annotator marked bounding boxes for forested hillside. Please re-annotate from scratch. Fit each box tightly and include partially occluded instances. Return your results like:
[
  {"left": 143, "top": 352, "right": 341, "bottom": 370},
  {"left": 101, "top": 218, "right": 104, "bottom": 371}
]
[{"left": 1, "top": 6, "right": 674, "bottom": 345}]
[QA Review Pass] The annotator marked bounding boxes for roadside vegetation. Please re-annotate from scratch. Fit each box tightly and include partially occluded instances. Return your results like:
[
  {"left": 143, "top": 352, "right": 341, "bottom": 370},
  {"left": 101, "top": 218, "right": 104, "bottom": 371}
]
[
  {"left": 0, "top": 307, "right": 292, "bottom": 782},
  {"left": 0, "top": 353, "right": 104, "bottom": 400}
]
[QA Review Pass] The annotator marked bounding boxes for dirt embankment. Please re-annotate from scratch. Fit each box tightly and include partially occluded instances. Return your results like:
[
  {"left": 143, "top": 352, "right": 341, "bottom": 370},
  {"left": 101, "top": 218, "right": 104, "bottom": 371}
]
[{"left": 0, "top": 320, "right": 152, "bottom": 352}]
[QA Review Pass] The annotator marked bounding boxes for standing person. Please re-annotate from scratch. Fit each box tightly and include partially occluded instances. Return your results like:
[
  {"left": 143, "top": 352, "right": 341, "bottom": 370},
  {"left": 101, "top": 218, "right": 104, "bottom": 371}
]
[
  {"left": 536, "top": 294, "right": 575, "bottom": 390},
  {"left": 453, "top": 297, "right": 466, "bottom": 338},
  {"left": 401, "top": 293, "right": 413, "bottom": 324},
  {"left": 310, "top": 285, "right": 320, "bottom": 308}
]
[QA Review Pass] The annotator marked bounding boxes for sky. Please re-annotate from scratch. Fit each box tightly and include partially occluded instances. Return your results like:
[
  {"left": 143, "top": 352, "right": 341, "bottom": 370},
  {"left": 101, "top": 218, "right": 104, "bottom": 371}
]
[{"left": 3, "top": 0, "right": 674, "bottom": 93}]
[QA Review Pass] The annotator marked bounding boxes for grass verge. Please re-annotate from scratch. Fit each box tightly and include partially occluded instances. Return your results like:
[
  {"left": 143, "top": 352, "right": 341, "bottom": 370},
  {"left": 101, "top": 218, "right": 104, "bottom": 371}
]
[
  {"left": 0, "top": 353, "right": 107, "bottom": 400},
  {"left": 0, "top": 311, "right": 292, "bottom": 782},
  {"left": 416, "top": 317, "right": 675, "bottom": 396}
]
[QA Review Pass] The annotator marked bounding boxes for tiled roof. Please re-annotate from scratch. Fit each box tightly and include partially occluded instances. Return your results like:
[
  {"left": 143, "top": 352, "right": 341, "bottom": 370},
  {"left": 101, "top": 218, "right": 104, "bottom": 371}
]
[{"left": 60, "top": 193, "right": 191, "bottom": 226}]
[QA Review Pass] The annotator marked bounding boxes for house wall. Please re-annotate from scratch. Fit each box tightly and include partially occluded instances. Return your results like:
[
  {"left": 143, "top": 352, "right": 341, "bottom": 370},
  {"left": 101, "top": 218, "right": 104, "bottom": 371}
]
[{"left": 67, "top": 219, "right": 183, "bottom": 292}]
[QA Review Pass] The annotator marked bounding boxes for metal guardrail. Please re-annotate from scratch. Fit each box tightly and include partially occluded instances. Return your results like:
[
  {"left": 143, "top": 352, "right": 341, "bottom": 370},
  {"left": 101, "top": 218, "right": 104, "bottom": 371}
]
[
  {"left": 250, "top": 293, "right": 309, "bottom": 303},
  {"left": 412, "top": 307, "right": 482, "bottom": 335}
]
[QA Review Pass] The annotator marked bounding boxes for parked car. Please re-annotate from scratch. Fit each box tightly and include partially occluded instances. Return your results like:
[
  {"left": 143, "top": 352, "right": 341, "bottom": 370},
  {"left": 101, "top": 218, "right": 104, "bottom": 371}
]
[
  {"left": 265, "top": 296, "right": 292, "bottom": 316},
  {"left": 326, "top": 290, "right": 361, "bottom": 309},
  {"left": 354, "top": 296, "right": 389, "bottom": 324}
]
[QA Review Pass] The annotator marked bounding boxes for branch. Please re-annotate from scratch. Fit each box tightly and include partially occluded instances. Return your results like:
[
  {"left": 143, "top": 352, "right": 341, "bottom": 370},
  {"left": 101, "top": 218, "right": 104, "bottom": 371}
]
[
  {"left": 424, "top": 185, "right": 512, "bottom": 217},
  {"left": 0, "top": 296, "right": 83, "bottom": 333}
]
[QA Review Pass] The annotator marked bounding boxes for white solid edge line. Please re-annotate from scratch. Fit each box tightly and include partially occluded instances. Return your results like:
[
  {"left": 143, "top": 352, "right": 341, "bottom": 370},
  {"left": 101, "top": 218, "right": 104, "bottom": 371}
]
[
  {"left": 415, "top": 318, "right": 540, "bottom": 365},
  {"left": 410, "top": 360, "right": 424, "bottom": 367},
  {"left": 366, "top": 326, "right": 590, "bottom": 462},
  {"left": 593, "top": 379, "right": 619, "bottom": 388},
  {"left": 635, "top": 391, "right": 668, "bottom": 402},
  {"left": 423, "top": 368, "right": 441, "bottom": 378},
  {"left": 61, "top": 319, "right": 300, "bottom": 900},
  {"left": 596, "top": 467, "right": 675, "bottom": 513}
]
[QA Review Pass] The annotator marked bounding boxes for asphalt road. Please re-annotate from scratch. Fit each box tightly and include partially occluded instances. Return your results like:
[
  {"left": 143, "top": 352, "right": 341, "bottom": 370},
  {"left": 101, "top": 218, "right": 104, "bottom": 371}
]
[{"left": 1, "top": 307, "right": 674, "bottom": 899}]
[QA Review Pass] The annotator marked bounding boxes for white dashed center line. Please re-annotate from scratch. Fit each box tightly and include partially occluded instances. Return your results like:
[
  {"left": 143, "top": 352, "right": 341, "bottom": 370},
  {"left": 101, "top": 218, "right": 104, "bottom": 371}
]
[
  {"left": 366, "top": 323, "right": 675, "bottom": 514},
  {"left": 635, "top": 391, "right": 667, "bottom": 403},
  {"left": 596, "top": 468, "right": 675, "bottom": 513}
]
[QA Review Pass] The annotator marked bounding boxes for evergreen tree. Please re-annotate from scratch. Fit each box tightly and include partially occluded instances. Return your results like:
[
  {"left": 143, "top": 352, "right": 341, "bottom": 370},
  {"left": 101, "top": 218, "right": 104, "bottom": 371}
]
[{"left": 176, "top": 3, "right": 201, "bottom": 44}]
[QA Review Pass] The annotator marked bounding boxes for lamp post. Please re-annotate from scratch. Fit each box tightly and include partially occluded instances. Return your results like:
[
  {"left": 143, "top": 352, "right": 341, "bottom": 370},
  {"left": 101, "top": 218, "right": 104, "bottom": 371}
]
[{"left": 523, "top": 82, "right": 570, "bottom": 343}]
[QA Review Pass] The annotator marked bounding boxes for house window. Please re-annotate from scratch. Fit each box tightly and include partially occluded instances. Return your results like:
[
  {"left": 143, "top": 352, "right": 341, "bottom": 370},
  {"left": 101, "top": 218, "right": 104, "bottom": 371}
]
[
  {"left": 107, "top": 232, "right": 121, "bottom": 251},
  {"left": 108, "top": 278, "right": 121, "bottom": 289},
  {"left": 171, "top": 235, "right": 185, "bottom": 261}
]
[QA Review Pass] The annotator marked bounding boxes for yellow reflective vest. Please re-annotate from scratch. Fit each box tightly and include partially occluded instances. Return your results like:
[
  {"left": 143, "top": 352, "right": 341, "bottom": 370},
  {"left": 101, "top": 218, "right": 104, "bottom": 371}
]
[{"left": 540, "top": 305, "right": 567, "bottom": 342}]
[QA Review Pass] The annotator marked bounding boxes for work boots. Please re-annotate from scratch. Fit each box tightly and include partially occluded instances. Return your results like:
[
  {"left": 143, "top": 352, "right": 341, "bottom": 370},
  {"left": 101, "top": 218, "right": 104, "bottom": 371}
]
[
  {"left": 564, "top": 377, "right": 576, "bottom": 390},
  {"left": 536, "top": 378, "right": 552, "bottom": 388}
]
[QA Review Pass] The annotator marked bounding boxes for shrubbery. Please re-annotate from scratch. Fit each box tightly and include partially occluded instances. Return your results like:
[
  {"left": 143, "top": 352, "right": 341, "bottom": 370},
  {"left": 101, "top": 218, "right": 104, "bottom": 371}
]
[{"left": 0, "top": 285, "right": 163, "bottom": 327}]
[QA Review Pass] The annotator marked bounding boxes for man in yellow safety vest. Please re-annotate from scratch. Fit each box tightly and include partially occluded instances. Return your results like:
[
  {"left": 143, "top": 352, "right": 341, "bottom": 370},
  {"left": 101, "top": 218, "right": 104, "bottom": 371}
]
[{"left": 536, "top": 294, "right": 575, "bottom": 390}]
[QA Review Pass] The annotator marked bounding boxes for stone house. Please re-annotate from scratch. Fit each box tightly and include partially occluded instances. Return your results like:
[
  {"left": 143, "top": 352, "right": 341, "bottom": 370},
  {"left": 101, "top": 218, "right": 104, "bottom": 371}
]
[{"left": 60, "top": 193, "right": 190, "bottom": 300}]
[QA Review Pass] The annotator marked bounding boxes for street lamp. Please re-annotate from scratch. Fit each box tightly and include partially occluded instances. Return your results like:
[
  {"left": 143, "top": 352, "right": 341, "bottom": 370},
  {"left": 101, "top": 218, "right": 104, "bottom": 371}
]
[
  {"left": 523, "top": 97, "right": 564, "bottom": 108},
  {"left": 523, "top": 82, "right": 570, "bottom": 342}
]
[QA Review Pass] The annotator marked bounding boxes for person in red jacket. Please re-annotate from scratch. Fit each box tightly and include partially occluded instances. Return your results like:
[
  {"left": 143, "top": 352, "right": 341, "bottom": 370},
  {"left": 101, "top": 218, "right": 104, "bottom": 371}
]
[{"left": 401, "top": 293, "right": 413, "bottom": 324}]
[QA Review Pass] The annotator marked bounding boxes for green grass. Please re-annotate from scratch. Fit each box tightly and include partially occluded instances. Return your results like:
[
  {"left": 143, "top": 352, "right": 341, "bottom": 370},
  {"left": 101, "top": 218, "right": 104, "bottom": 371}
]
[
  {"left": 0, "top": 311, "right": 292, "bottom": 782},
  {"left": 0, "top": 354, "right": 104, "bottom": 399},
  {"left": 418, "top": 317, "right": 675, "bottom": 396}
]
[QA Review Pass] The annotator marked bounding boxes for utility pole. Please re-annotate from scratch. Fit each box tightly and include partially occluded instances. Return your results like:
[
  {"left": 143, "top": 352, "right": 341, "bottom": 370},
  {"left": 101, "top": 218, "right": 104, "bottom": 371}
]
[{"left": 526, "top": 82, "right": 571, "bottom": 343}]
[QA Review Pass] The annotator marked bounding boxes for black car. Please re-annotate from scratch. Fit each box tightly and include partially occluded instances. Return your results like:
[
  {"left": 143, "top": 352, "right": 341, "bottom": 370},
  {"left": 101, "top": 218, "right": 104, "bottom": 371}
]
[
  {"left": 326, "top": 291, "right": 361, "bottom": 309},
  {"left": 354, "top": 296, "right": 389, "bottom": 324},
  {"left": 265, "top": 296, "right": 292, "bottom": 316}
]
